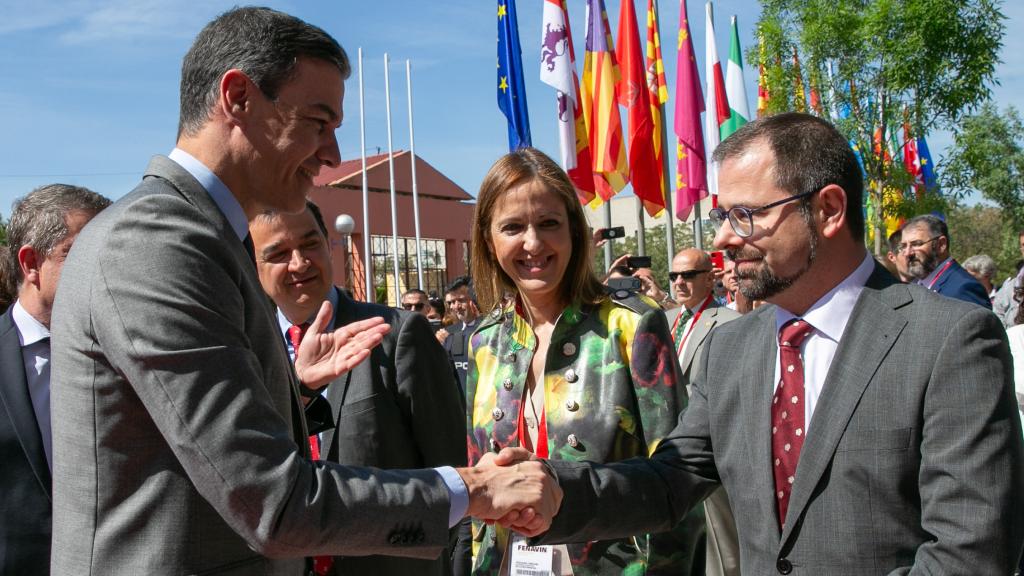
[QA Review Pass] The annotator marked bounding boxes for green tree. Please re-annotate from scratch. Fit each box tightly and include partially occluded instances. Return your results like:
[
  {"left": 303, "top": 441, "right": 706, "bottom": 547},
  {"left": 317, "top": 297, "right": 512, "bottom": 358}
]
[
  {"left": 754, "top": 0, "right": 1005, "bottom": 254},
  {"left": 945, "top": 199, "right": 1016, "bottom": 282},
  {"left": 594, "top": 222, "right": 716, "bottom": 290}
]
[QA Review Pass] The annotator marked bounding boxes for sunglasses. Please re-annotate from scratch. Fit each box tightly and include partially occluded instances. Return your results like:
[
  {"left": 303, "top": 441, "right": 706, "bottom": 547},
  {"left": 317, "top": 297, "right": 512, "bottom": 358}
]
[
  {"left": 401, "top": 302, "right": 425, "bottom": 311},
  {"left": 668, "top": 269, "right": 712, "bottom": 282}
]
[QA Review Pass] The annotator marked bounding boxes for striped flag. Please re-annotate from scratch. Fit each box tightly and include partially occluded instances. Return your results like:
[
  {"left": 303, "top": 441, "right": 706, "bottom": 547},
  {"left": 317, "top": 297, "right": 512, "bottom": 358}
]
[
  {"left": 617, "top": 0, "right": 664, "bottom": 216},
  {"left": 645, "top": 0, "right": 669, "bottom": 216},
  {"left": 720, "top": 15, "right": 749, "bottom": 140},
  {"left": 582, "top": 0, "right": 629, "bottom": 205},
  {"left": 674, "top": 0, "right": 708, "bottom": 220},
  {"left": 791, "top": 47, "right": 807, "bottom": 113},
  {"left": 539, "top": 0, "right": 596, "bottom": 203},
  {"left": 497, "top": 0, "right": 531, "bottom": 150},
  {"left": 756, "top": 28, "right": 770, "bottom": 117},
  {"left": 705, "top": 1, "right": 729, "bottom": 196}
]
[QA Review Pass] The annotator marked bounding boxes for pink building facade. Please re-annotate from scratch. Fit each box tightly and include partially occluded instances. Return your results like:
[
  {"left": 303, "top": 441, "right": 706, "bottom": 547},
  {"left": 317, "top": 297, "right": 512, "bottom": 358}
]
[{"left": 310, "top": 151, "right": 475, "bottom": 304}]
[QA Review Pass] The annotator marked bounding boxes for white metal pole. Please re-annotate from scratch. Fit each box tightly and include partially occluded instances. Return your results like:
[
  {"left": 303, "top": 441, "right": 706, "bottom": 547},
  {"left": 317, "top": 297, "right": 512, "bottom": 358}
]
[
  {"left": 406, "top": 60, "right": 425, "bottom": 290},
  {"left": 603, "top": 202, "right": 613, "bottom": 270},
  {"left": 358, "top": 48, "right": 372, "bottom": 302},
  {"left": 384, "top": 53, "right": 401, "bottom": 307}
]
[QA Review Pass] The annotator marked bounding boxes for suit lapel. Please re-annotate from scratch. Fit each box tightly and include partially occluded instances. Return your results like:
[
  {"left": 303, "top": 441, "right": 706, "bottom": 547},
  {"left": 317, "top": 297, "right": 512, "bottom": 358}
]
[
  {"left": 0, "top": 309, "right": 51, "bottom": 496},
  {"left": 681, "top": 306, "right": 719, "bottom": 370},
  {"left": 740, "top": 307, "right": 781, "bottom": 529},
  {"left": 324, "top": 289, "right": 356, "bottom": 459},
  {"left": 781, "top": 269, "right": 909, "bottom": 543}
]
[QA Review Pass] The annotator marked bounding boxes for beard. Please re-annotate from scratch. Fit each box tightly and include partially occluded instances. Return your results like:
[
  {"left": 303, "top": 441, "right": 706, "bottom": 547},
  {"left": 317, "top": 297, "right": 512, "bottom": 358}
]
[
  {"left": 727, "top": 212, "right": 819, "bottom": 301},
  {"left": 906, "top": 250, "right": 938, "bottom": 280}
]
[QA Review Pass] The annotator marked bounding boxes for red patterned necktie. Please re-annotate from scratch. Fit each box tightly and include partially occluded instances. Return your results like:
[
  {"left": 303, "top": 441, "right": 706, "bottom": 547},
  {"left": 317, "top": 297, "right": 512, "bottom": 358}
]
[
  {"left": 771, "top": 318, "right": 815, "bottom": 529},
  {"left": 288, "top": 322, "right": 334, "bottom": 576}
]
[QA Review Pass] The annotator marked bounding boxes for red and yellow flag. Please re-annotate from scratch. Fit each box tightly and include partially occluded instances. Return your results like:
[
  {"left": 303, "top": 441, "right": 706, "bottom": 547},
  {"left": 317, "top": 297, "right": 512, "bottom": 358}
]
[
  {"left": 583, "top": 0, "right": 629, "bottom": 206},
  {"left": 644, "top": 0, "right": 669, "bottom": 216}
]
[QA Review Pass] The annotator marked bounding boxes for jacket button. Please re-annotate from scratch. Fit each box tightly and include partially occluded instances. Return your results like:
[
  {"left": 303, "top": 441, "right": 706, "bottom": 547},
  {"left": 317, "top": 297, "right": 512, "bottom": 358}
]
[
  {"left": 562, "top": 342, "right": 577, "bottom": 356},
  {"left": 564, "top": 369, "right": 578, "bottom": 383},
  {"left": 489, "top": 438, "right": 500, "bottom": 451},
  {"left": 567, "top": 433, "right": 579, "bottom": 448},
  {"left": 388, "top": 533, "right": 401, "bottom": 545},
  {"left": 503, "top": 378, "right": 514, "bottom": 391},
  {"left": 776, "top": 558, "right": 793, "bottom": 574},
  {"left": 565, "top": 399, "right": 579, "bottom": 412},
  {"left": 492, "top": 408, "right": 505, "bottom": 421},
  {"left": 506, "top": 352, "right": 517, "bottom": 362}
]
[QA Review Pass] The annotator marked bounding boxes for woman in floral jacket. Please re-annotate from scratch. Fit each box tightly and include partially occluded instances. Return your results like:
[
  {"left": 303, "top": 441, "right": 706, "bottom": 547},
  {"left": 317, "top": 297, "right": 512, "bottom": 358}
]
[{"left": 465, "top": 148, "right": 696, "bottom": 575}]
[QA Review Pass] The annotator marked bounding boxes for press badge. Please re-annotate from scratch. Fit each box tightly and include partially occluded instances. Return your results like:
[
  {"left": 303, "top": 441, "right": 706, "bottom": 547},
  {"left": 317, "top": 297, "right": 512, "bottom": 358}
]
[{"left": 508, "top": 533, "right": 553, "bottom": 576}]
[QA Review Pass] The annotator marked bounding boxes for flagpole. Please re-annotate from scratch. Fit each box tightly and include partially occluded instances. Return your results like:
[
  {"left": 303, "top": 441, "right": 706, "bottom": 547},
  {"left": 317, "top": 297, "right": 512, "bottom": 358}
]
[
  {"left": 603, "top": 203, "right": 613, "bottom": 270},
  {"left": 358, "top": 48, "right": 372, "bottom": 302},
  {"left": 635, "top": 198, "right": 645, "bottom": 256},
  {"left": 384, "top": 53, "right": 401, "bottom": 307},
  {"left": 406, "top": 60, "right": 424, "bottom": 290},
  {"left": 655, "top": 0, "right": 675, "bottom": 266}
]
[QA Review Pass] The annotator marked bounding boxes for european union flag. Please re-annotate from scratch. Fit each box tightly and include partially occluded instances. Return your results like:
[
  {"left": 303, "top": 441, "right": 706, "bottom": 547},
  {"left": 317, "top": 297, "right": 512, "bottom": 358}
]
[
  {"left": 498, "top": 0, "right": 531, "bottom": 150},
  {"left": 917, "top": 136, "right": 938, "bottom": 192}
]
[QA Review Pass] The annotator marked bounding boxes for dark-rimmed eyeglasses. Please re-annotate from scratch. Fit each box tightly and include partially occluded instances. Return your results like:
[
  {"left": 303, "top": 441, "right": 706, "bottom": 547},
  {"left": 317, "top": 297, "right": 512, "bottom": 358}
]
[
  {"left": 896, "top": 236, "right": 941, "bottom": 253},
  {"left": 401, "top": 302, "right": 425, "bottom": 311},
  {"left": 668, "top": 269, "right": 712, "bottom": 282},
  {"left": 708, "top": 189, "right": 818, "bottom": 238}
]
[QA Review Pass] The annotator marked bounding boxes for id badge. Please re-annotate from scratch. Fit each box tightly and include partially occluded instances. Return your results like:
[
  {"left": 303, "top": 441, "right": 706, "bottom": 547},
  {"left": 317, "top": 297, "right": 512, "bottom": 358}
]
[{"left": 508, "top": 533, "right": 553, "bottom": 576}]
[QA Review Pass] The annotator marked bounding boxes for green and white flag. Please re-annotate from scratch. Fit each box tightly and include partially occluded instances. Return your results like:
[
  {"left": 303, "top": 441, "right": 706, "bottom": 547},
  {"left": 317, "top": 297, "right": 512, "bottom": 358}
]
[{"left": 721, "top": 15, "right": 750, "bottom": 140}]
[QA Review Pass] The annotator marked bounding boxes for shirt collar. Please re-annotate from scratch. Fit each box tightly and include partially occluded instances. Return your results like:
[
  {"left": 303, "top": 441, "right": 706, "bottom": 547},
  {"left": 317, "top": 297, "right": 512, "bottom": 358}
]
[
  {"left": 775, "top": 251, "right": 875, "bottom": 344},
  {"left": 168, "top": 148, "right": 248, "bottom": 241},
  {"left": 918, "top": 257, "right": 952, "bottom": 287},
  {"left": 11, "top": 300, "right": 50, "bottom": 346},
  {"left": 276, "top": 286, "right": 339, "bottom": 338}
]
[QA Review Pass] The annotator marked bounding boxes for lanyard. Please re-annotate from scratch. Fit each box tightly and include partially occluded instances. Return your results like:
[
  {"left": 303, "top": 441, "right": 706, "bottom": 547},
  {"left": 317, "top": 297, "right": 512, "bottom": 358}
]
[
  {"left": 671, "top": 294, "right": 714, "bottom": 357},
  {"left": 516, "top": 392, "right": 549, "bottom": 458},
  {"left": 925, "top": 259, "right": 955, "bottom": 290}
]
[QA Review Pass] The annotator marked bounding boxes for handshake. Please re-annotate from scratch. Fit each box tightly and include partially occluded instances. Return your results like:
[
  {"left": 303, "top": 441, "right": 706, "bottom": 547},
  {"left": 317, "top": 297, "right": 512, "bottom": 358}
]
[{"left": 456, "top": 447, "right": 564, "bottom": 536}]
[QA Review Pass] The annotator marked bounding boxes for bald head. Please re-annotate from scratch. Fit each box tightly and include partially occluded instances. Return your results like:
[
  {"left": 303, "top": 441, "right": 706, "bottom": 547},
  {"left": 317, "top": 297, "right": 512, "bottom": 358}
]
[{"left": 670, "top": 248, "right": 715, "bottom": 309}]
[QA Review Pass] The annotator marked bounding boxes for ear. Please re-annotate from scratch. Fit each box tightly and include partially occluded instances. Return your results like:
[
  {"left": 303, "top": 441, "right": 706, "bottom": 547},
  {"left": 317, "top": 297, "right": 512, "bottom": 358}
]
[
  {"left": 17, "top": 245, "right": 42, "bottom": 288},
  {"left": 219, "top": 69, "right": 257, "bottom": 126},
  {"left": 816, "top": 184, "right": 848, "bottom": 240}
]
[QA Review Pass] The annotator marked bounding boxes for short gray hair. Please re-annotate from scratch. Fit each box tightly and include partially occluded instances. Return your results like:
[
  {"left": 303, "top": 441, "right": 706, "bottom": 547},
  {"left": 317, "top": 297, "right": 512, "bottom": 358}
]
[
  {"left": 7, "top": 183, "right": 111, "bottom": 287},
  {"left": 962, "top": 254, "right": 997, "bottom": 281}
]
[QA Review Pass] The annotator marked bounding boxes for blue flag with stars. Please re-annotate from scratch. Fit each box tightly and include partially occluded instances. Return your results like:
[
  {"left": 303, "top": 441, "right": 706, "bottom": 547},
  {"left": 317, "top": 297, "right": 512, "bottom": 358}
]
[
  {"left": 917, "top": 136, "right": 938, "bottom": 192},
  {"left": 498, "top": 0, "right": 531, "bottom": 150}
]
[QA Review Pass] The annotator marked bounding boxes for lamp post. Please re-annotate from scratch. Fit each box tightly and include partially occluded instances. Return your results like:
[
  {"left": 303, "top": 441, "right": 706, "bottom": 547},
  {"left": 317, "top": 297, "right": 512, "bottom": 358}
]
[{"left": 334, "top": 214, "right": 355, "bottom": 296}]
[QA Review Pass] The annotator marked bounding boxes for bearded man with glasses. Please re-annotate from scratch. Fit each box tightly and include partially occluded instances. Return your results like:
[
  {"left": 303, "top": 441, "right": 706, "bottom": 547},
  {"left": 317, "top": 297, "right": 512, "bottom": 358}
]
[
  {"left": 895, "top": 214, "right": 991, "bottom": 308},
  {"left": 497, "top": 112, "right": 1023, "bottom": 575}
]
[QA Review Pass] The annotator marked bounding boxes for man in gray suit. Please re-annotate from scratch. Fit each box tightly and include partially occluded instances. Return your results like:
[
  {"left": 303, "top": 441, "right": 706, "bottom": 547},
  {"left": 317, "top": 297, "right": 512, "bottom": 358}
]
[
  {"left": 49, "top": 7, "right": 559, "bottom": 575},
  {"left": 497, "top": 112, "right": 1024, "bottom": 574},
  {"left": 665, "top": 247, "right": 741, "bottom": 576},
  {"left": 0, "top": 184, "right": 109, "bottom": 574},
  {"left": 249, "top": 200, "right": 468, "bottom": 576}
]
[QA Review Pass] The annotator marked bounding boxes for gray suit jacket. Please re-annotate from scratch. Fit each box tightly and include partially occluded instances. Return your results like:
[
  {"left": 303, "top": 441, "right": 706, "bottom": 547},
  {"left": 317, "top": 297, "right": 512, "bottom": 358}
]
[
  {"left": 320, "top": 289, "right": 467, "bottom": 576},
  {"left": 667, "top": 302, "right": 741, "bottom": 402},
  {"left": 544, "top": 264, "right": 1024, "bottom": 575},
  {"left": 49, "top": 156, "right": 451, "bottom": 575}
]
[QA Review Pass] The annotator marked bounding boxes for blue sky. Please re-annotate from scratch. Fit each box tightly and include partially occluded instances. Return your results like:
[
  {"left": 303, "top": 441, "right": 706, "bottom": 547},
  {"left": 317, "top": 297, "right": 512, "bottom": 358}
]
[{"left": 0, "top": 0, "right": 1021, "bottom": 216}]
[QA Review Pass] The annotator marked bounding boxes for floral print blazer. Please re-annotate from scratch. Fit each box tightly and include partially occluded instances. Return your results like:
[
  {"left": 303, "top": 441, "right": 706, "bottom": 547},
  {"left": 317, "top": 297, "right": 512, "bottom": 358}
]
[{"left": 466, "top": 292, "right": 690, "bottom": 575}]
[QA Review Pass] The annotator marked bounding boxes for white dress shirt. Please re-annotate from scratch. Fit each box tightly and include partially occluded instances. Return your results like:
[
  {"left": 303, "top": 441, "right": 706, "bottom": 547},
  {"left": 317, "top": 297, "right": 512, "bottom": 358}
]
[
  {"left": 11, "top": 300, "right": 53, "bottom": 470},
  {"left": 773, "top": 252, "right": 875, "bottom": 439}
]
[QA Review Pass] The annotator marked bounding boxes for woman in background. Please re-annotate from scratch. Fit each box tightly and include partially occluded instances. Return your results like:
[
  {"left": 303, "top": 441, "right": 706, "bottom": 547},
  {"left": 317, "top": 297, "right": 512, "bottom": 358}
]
[{"left": 464, "top": 148, "right": 699, "bottom": 575}]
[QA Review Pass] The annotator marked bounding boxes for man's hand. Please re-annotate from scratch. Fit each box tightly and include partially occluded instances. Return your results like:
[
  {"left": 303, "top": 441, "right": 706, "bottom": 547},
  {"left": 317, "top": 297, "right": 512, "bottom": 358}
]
[
  {"left": 435, "top": 327, "right": 449, "bottom": 345},
  {"left": 457, "top": 448, "right": 563, "bottom": 537},
  {"left": 632, "top": 267, "right": 668, "bottom": 304},
  {"left": 294, "top": 300, "right": 391, "bottom": 389}
]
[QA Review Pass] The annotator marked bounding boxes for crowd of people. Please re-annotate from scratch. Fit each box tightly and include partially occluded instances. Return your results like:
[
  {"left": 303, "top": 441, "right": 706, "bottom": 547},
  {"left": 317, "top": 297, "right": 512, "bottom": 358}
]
[{"left": 1, "top": 6, "right": 1023, "bottom": 576}]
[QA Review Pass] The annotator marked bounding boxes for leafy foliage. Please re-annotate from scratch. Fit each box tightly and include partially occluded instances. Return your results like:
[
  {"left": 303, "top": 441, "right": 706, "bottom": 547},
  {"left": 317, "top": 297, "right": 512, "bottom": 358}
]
[{"left": 593, "top": 221, "right": 716, "bottom": 289}]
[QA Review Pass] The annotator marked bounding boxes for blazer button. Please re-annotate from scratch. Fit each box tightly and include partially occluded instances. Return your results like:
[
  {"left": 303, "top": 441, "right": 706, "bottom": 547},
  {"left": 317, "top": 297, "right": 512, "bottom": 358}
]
[
  {"left": 562, "top": 342, "right": 577, "bottom": 356},
  {"left": 776, "top": 558, "right": 793, "bottom": 574},
  {"left": 565, "top": 369, "right": 579, "bottom": 383},
  {"left": 565, "top": 399, "right": 579, "bottom": 412},
  {"left": 506, "top": 352, "right": 517, "bottom": 363},
  {"left": 489, "top": 438, "right": 500, "bottom": 451},
  {"left": 492, "top": 408, "right": 505, "bottom": 421},
  {"left": 503, "top": 378, "right": 514, "bottom": 391},
  {"left": 567, "top": 433, "right": 580, "bottom": 448}
]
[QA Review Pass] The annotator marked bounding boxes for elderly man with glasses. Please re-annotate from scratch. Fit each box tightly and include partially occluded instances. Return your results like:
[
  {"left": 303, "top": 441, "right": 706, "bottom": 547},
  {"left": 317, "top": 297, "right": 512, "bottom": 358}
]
[{"left": 896, "top": 214, "right": 991, "bottom": 309}]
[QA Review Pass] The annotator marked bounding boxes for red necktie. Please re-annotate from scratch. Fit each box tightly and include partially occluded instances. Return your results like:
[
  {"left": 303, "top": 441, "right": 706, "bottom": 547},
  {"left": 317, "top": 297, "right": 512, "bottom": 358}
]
[
  {"left": 288, "top": 323, "right": 334, "bottom": 575},
  {"left": 771, "top": 318, "right": 815, "bottom": 529}
]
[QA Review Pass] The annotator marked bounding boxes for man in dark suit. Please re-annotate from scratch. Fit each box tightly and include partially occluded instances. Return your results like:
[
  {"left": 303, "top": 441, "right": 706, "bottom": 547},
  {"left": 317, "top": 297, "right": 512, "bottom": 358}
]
[
  {"left": 441, "top": 276, "right": 480, "bottom": 395},
  {"left": 0, "top": 184, "right": 109, "bottom": 574},
  {"left": 496, "top": 112, "right": 1024, "bottom": 574},
  {"left": 899, "top": 214, "right": 992, "bottom": 308},
  {"left": 249, "top": 201, "right": 468, "bottom": 576},
  {"left": 47, "top": 8, "right": 558, "bottom": 575}
]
